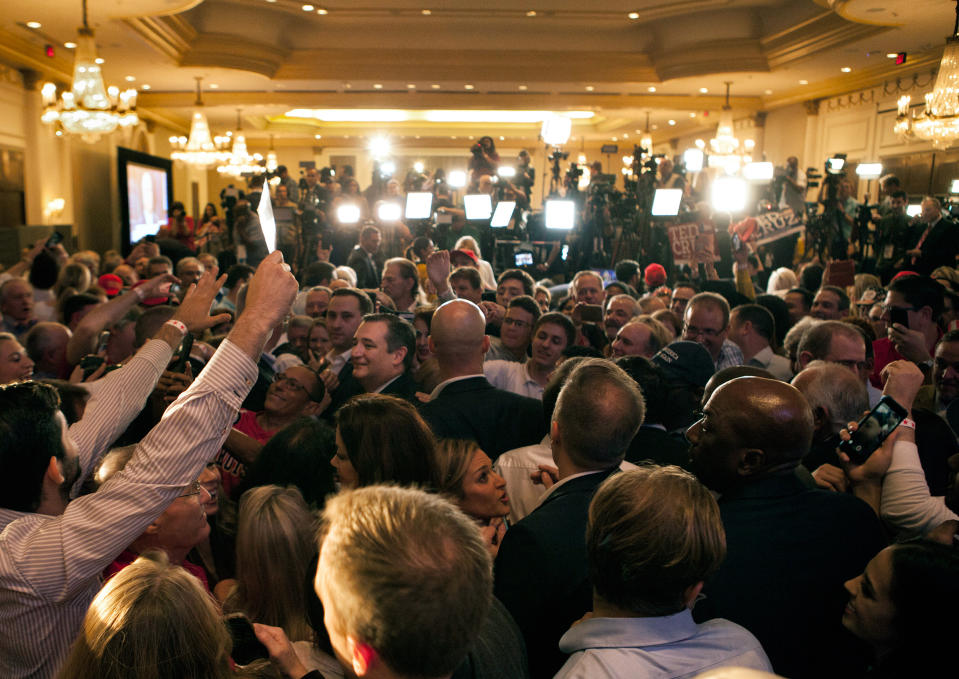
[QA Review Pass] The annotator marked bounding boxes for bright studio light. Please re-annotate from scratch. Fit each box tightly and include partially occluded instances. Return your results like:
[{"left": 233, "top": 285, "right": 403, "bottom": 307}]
[
  {"left": 855, "top": 162, "right": 883, "bottom": 179},
  {"left": 369, "top": 136, "right": 391, "bottom": 158},
  {"left": 376, "top": 202, "right": 402, "bottom": 221},
  {"left": 743, "top": 162, "right": 774, "bottom": 181},
  {"left": 683, "top": 148, "right": 704, "bottom": 172},
  {"left": 711, "top": 176, "right": 748, "bottom": 213},
  {"left": 541, "top": 116, "right": 572, "bottom": 146},
  {"left": 336, "top": 204, "right": 361, "bottom": 224},
  {"left": 497, "top": 166, "right": 516, "bottom": 178},
  {"left": 413, "top": 161, "right": 425, "bottom": 173},
  {"left": 448, "top": 170, "right": 467, "bottom": 188}
]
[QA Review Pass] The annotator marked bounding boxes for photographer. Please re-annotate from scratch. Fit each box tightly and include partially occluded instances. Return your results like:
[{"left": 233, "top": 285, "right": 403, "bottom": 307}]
[
  {"left": 777, "top": 156, "right": 807, "bottom": 218},
  {"left": 515, "top": 149, "right": 535, "bottom": 200},
  {"left": 875, "top": 190, "right": 910, "bottom": 281},
  {"left": 298, "top": 167, "right": 330, "bottom": 270},
  {"left": 657, "top": 157, "right": 685, "bottom": 191},
  {"left": 469, "top": 136, "right": 500, "bottom": 185}
]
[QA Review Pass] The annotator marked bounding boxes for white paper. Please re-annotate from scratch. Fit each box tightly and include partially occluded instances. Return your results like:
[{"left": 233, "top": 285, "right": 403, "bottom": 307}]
[{"left": 257, "top": 188, "right": 277, "bottom": 253}]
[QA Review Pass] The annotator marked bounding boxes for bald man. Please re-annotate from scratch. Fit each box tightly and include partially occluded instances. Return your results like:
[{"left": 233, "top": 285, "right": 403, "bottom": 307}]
[
  {"left": 687, "top": 377, "right": 885, "bottom": 678},
  {"left": 419, "top": 299, "right": 545, "bottom": 459}
]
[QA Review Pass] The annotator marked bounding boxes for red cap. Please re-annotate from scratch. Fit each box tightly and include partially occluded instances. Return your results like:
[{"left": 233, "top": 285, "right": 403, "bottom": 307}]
[
  {"left": 97, "top": 274, "right": 123, "bottom": 297},
  {"left": 450, "top": 249, "right": 479, "bottom": 266},
  {"left": 644, "top": 263, "right": 667, "bottom": 288},
  {"left": 890, "top": 270, "right": 919, "bottom": 282}
]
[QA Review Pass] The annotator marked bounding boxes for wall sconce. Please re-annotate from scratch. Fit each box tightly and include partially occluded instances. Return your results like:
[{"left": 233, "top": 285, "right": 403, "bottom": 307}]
[{"left": 46, "top": 198, "right": 66, "bottom": 220}]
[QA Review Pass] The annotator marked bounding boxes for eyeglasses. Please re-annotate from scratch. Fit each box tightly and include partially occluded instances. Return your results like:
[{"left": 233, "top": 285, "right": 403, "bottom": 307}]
[
  {"left": 503, "top": 317, "right": 531, "bottom": 328},
  {"left": 683, "top": 323, "right": 724, "bottom": 339},
  {"left": 879, "top": 304, "right": 920, "bottom": 314},
  {"left": 178, "top": 480, "right": 203, "bottom": 498},
  {"left": 272, "top": 373, "right": 308, "bottom": 394}
]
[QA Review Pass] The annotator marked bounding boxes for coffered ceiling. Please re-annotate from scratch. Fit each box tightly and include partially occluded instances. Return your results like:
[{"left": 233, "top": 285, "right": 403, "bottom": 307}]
[{"left": 1, "top": 0, "right": 955, "bottom": 148}]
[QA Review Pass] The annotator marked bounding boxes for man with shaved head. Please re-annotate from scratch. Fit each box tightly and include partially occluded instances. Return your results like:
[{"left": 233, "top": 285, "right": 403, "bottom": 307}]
[
  {"left": 419, "top": 299, "right": 545, "bottom": 459},
  {"left": 687, "top": 377, "right": 886, "bottom": 678}
]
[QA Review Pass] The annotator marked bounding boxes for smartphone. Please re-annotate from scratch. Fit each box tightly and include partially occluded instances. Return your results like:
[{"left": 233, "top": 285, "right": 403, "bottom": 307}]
[
  {"left": 889, "top": 307, "right": 910, "bottom": 329},
  {"left": 514, "top": 252, "right": 534, "bottom": 267},
  {"left": 80, "top": 355, "right": 105, "bottom": 379},
  {"left": 95, "top": 330, "right": 110, "bottom": 355},
  {"left": 45, "top": 231, "right": 63, "bottom": 248},
  {"left": 838, "top": 395, "right": 909, "bottom": 465},
  {"left": 224, "top": 613, "right": 269, "bottom": 666},
  {"left": 579, "top": 304, "right": 604, "bottom": 323},
  {"left": 170, "top": 333, "right": 194, "bottom": 374},
  {"left": 731, "top": 233, "right": 743, "bottom": 252}
]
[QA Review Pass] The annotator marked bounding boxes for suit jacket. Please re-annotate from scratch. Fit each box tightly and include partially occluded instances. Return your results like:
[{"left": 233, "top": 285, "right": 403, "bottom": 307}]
[
  {"left": 693, "top": 472, "right": 886, "bottom": 678},
  {"left": 326, "top": 365, "right": 419, "bottom": 418},
  {"left": 914, "top": 217, "right": 959, "bottom": 276},
  {"left": 419, "top": 377, "right": 545, "bottom": 460},
  {"left": 379, "top": 370, "right": 419, "bottom": 402},
  {"left": 494, "top": 467, "right": 619, "bottom": 679},
  {"left": 346, "top": 246, "right": 383, "bottom": 289}
]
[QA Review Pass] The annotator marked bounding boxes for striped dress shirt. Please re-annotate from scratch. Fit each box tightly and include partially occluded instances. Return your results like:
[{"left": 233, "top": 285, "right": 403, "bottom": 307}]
[{"left": 0, "top": 339, "right": 257, "bottom": 679}]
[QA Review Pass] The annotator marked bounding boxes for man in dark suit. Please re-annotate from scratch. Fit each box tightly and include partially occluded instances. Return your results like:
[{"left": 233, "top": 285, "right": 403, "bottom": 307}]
[
  {"left": 908, "top": 196, "right": 959, "bottom": 276},
  {"left": 346, "top": 225, "right": 385, "bottom": 289},
  {"left": 688, "top": 376, "right": 886, "bottom": 678},
  {"left": 494, "top": 359, "right": 646, "bottom": 679},
  {"left": 419, "top": 299, "right": 544, "bottom": 460},
  {"left": 350, "top": 313, "right": 418, "bottom": 401}
]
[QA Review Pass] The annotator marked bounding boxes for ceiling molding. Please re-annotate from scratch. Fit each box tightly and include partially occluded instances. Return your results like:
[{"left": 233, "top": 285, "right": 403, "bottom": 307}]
[
  {"left": 123, "top": 14, "right": 196, "bottom": 62},
  {"left": 762, "top": 10, "right": 890, "bottom": 68},
  {"left": 0, "top": 28, "right": 73, "bottom": 84},
  {"left": 180, "top": 33, "right": 288, "bottom": 78},
  {"left": 651, "top": 39, "right": 768, "bottom": 81}
]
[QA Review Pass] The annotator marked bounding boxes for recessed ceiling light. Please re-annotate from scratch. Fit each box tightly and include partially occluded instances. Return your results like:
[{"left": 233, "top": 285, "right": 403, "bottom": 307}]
[
  {"left": 499, "top": 136, "right": 505, "bottom": 141},
  {"left": 344, "top": 83, "right": 352, "bottom": 88},
  {"left": 407, "top": 83, "right": 416, "bottom": 89},
  {"left": 125, "top": 75, "right": 136, "bottom": 82},
  {"left": 464, "top": 84, "right": 474, "bottom": 90},
  {"left": 265, "top": 0, "right": 277, "bottom": 3},
  {"left": 628, "top": 12, "right": 640, "bottom": 20},
  {"left": 314, "top": 134, "right": 322, "bottom": 139},
  {"left": 689, "top": 112, "right": 696, "bottom": 118},
  {"left": 764, "top": 89, "right": 773, "bottom": 95},
  {"left": 886, "top": 52, "right": 898, "bottom": 58},
  {"left": 611, "top": 137, "right": 618, "bottom": 141},
  {"left": 841, "top": 66, "right": 852, "bottom": 72},
  {"left": 64, "top": 41, "right": 77, "bottom": 48},
  {"left": 431, "top": 83, "right": 441, "bottom": 89},
  {"left": 421, "top": 9, "right": 432, "bottom": 15},
  {"left": 94, "top": 57, "right": 105, "bottom": 64},
  {"left": 141, "top": 84, "right": 151, "bottom": 90},
  {"left": 302, "top": 4, "right": 314, "bottom": 11},
  {"left": 209, "top": 83, "right": 219, "bottom": 89},
  {"left": 622, "top": 133, "right": 629, "bottom": 138},
  {"left": 699, "top": 87, "right": 708, "bottom": 93},
  {"left": 668, "top": 119, "right": 676, "bottom": 126},
  {"left": 451, "top": 136, "right": 457, "bottom": 139},
  {"left": 26, "top": 21, "right": 41, "bottom": 29},
  {"left": 518, "top": 84, "right": 528, "bottom": 90},
  {"left": 373, "top": 83, "right": 383, "bottom": 89},
  {"left": 647, "top": 86, "right": 656, "bottom": 92},
  {"left": 651, "top": 124, "right": 659, "bottom": 130},
  {"left": 317, "top": 8, "right": 328, "bottom": 14},
  {"left": 526, "top": 10, "right": 537, "bottom": 17},
  {"left": 799, "top": 79, "right": 808, "bottom": 84},
  {"left": 585, "top": 85, "right": 594, "bottom": 91}
]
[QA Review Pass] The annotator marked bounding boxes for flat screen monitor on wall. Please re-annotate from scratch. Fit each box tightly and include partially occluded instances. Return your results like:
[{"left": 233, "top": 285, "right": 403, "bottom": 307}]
[{"left": 118, "top": 147, "right": 173, "bottom": 252}]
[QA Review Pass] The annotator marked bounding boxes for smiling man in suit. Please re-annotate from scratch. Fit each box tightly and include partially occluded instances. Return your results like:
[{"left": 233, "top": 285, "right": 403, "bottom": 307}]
[{"left": 419, "top": 299, "right": 544, "bottom": 460}]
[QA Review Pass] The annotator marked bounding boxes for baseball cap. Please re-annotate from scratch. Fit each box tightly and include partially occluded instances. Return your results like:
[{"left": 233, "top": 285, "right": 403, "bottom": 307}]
[
  {"left": 652, "top": 340, "right": 715, "bottom": 388},
  {"left": 644, "top": 263, "right": 667, "bottom": 288},
  {"left": 97, "top": 274, "right": 123, "bottom": 298}
]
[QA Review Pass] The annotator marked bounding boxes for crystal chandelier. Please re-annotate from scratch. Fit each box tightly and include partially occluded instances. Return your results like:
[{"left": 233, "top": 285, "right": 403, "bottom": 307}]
[
  {"left": 265, "top": 135, "right": 279, "bottom": 172},
  {"left": 40, "top": 0, "right": 138, "bottom": 142},
  {"left": 895, "top": 3, "right": 959, "bottom": 148},
  {"left": 217, "top": 109, "right": 264, "bottom": 176},
  {"left": 704, "top": 82, "right": 754, "bottom": 174},
  {"left": 170, "top": 77, "right": 231, "bottom": 168}
]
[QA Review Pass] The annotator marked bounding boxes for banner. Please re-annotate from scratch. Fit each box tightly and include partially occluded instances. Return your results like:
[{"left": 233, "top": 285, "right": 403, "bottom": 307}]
[
  {"left": 668, "top": 222, "right": 719, "bottom": 266},
  {"left": 731, "top": 208, "right": 804, "bottom": 246}
]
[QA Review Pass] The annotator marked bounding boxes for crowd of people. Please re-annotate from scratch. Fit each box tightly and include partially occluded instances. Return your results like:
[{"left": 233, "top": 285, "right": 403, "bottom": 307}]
[{"left": 1, "top": 153, "right": 959, "bottom": 679}]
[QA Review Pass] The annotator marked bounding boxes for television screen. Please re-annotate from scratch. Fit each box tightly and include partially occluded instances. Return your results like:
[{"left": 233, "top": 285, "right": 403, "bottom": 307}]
[{"left": 118, "top": 147, "right": 173, "bottom": 252}]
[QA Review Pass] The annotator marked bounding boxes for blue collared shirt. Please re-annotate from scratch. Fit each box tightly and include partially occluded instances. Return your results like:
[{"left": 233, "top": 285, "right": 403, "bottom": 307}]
[{"left": 555, "top": 609, "right": 771, "bottom": 678}]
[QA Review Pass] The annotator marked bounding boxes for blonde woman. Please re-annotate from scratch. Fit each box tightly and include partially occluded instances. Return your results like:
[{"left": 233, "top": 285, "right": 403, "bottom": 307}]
[
  {"left": 57, "top": 551, "right": 233, "bottom": 679},
  {"left": 219, "top": 485, "right": 317, "bottom": 643},
  {"left": 454, "top": 235, "right": 497, "bottom": 290}
]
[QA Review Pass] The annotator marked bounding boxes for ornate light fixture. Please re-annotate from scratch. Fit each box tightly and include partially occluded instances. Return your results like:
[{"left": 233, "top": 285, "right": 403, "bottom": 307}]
[
  {"left": 170, "top": 77, "right": 230, "bottom": 168},
  {"left": 40, "top": 0, "right": 138, "bottom": 142},
  {"left": 217, "top": 109, "right": 264, "bottom": 176},
  {"left": 705, "top": 82, "right": 754, "bottom": 174},
  {"left": 640, "top": 111, "right": 653, "bottom": 155},
  {"left": 895, "top": 2, "right": 959, "bottom": 148},
  {"left": 265, "top": 135, "right": 279, "bottom": 172}
]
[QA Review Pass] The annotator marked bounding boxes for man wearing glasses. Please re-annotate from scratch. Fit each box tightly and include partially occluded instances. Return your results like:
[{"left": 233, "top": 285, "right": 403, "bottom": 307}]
[
  {"left": 682, "top": 292, "right": 743, "bottom": 373},
  {"left": 872, "top": 275, "right": 944, "bottom": 388},
  {"left": 486, "top": 296, "right": 540, "bottom": 363},
  {"left": 216, "top": 365, "right": 327, "bottom": 499}
]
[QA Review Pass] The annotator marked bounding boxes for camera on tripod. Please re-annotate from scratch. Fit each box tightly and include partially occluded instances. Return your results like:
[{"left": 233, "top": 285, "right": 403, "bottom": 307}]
[{"left": 549, "top": 150, "right": 569, "bottom": 162}]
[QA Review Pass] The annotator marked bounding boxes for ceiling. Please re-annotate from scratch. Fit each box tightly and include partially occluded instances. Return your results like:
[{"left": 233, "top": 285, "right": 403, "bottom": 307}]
[{"left": 1, "top": 0, "right": 956, "bottom": 149}]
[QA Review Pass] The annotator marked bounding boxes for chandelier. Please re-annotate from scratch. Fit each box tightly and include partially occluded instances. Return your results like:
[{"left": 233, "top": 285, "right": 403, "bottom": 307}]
[
  {"left": 40, "top": 0, "right": 138, "bottom": 142},
  {"left": 895, "top": 3, "right": 959, "bottom": 148},
  {"left": 265, "top": 135, "right": 279, "bottom": 172},
  {"left": 170, "top": 77, "right": 231, "bottom": 168},
  {"left": 703, "top": 82, "right": 754, "bottom": 174},
  {"left": 217, "top": 109, "right": 265, "bottom": 176}
]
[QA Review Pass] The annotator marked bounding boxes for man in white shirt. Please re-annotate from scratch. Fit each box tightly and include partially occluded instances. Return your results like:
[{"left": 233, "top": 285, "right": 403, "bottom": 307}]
[{"left": 727, "top": 304, "right": 793, "bottom": 380}]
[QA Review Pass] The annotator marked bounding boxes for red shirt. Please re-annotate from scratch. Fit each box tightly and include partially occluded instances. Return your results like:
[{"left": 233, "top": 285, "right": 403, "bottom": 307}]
[
  {"left": 215, "top": 410, "right": 276, "bottom": 499},
  {"left": 104, "top": 548, "right": 209, "bottom": 592}
]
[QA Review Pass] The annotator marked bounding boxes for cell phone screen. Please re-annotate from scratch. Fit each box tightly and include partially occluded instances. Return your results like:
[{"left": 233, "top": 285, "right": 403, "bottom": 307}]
[
  {"left": 225, "top": 614, "right": 269, "bottom": 666},
  {"left": 579, "top": 304, "right": 604, "bottom": 323},
  {"left": 838, "top": 396, "right": 908, "bottom": 465}
]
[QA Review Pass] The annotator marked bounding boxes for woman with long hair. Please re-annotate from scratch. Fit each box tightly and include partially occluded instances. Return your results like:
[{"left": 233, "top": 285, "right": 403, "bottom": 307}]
[
  {"left": 57, "top": 551, "right": 232, "bottom": 679},
  {"left": 221, "top": 485, "right": 317, "bottom": 643},
  {"left": 331, "top": 393, "right": 437, "bottom": 489}
]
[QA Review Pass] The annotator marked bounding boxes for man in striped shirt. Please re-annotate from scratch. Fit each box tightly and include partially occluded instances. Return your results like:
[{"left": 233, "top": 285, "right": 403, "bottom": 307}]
[{"left": 0, "top": 252, "right": 297, "bottom": 679}]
